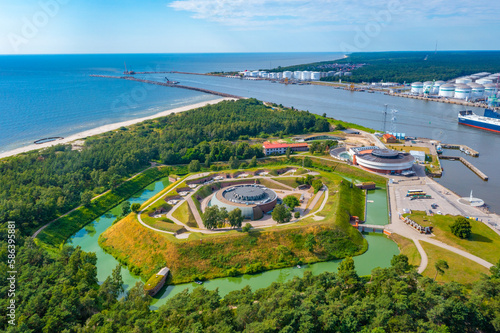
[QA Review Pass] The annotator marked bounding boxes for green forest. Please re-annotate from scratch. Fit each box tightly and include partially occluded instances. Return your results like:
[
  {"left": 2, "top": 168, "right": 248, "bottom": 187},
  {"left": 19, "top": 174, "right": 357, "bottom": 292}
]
[
  {"left": 270, "top": 51, "right": 500, "bottom": 83},
  {"left": 2, "top": 232, "right": 500, "bottom": 332},
  {"left": 0, "top": 99, "right": 329, "bottom": 237}
]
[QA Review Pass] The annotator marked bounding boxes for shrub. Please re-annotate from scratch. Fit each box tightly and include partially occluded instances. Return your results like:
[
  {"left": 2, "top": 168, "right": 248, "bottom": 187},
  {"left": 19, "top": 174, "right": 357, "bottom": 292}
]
[{"left": 294, "top": 211, "right": 300, "bottom": 219}]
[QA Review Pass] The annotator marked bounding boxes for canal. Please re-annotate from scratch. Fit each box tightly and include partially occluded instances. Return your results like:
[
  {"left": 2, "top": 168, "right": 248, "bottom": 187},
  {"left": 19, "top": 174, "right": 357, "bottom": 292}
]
[{"left": 67, "top": 178, "right": 399, "bottom": 310}]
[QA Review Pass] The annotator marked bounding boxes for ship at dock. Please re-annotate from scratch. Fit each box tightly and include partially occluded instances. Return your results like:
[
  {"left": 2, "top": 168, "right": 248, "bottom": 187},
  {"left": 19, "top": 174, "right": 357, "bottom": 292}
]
[{"left": 458, "top": 109, "right": 500, "bottom": 133}]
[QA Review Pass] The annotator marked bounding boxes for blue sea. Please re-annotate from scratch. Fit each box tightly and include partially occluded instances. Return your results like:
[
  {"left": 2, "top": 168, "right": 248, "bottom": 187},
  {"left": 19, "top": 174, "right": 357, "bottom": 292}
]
[{"left": 0, "top": 53, "right": 342, "bottom": 153}]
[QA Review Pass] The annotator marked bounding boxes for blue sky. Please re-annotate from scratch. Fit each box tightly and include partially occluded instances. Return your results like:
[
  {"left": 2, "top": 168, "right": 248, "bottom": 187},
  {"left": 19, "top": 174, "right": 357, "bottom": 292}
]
[{"left": 1, "top": 0, "right": 499, "bottom": 54}]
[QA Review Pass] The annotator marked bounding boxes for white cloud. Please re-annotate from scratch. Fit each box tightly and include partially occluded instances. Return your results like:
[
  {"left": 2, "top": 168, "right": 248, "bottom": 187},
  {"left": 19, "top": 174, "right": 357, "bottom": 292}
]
[{"left": 168, "top": 0, "right": 500, "bottom": 29}]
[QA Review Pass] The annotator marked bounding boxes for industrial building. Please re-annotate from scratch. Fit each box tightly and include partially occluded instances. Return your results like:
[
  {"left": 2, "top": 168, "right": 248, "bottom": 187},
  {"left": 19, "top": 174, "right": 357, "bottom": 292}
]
[
  {"left": 209, "top": 184, "right": 278, "bottom": 220},
  {"left": 240, "top": 69, "right": 354, "bottom": 81}
]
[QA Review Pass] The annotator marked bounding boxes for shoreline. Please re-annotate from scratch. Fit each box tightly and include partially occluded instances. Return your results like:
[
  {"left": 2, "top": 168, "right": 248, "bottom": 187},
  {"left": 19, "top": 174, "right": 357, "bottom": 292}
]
[{"left": 0, "top": 97, "right": 234, "bottom": 160}]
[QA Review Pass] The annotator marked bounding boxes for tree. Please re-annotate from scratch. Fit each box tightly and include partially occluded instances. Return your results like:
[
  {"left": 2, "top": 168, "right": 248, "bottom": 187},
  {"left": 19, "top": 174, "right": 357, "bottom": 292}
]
[
  {"left": 338, "top": 256, "right": 355, "bottom": 273},
  {"left": 109, "top": 174, "right": 121, "bottom": 188},
  {"left": 249, "top": 156, "right": 257, "bottom": 168},
  {"left": 303, "top": 157, "right": 312, "bottom": 167},
  {"left": 228, "top": 208, "right": 244, "bottom": 228},
  {"left": 391, "top": 254, "right": 411, "bottom": 274},
  {"left": 272, "top": 204, "right": 291, "bottom": 224},
  {"left": 218, "top": 207, "right": 228, "bottom": 228},
  {"left": 336, "top": 123, "right": 346, "bottom": 130},
  {"left": 229, "top": 156, "right": 240, "bottom": 169},
  {"left": 312, "top": 179, "right": 323, "bottom": 193},
  {"left": 242, "top": 223, "right": 252, "bottom": 232},
  {"left": 434, "top": 259, "right": 449, "bottom": 281},
  {"left": 305, "top": 234, "right": 316, "bottom": 252},
  {"left": 204, "top": 154, "right": 211, "bottom": 168},
  {"left": 188, "top": 159, "right": 201, "bottom": 172},
  {"left": 285, "top": 147, "right": 291, "bottom": 159},
  {"left": 310, "top": 142, "right": 320, "bottom": 155},
  {"left": 294, "top": 211, "right": 300, "bottom": 219},
  {"left": 80, "top": 190, "right": 93, "bottom": 207},
  {"left": 450, "top": 216, "right": 472, "bottom": 239},
  {"left": 121, "top": 201, "right": 131, "bottom": 216},
  {"left": 131, "top": 203, "right": 141, "bottom": 213},
  {"left": 283, "top": 195, "right": 300, "bottom": 211},
  {"left": 202, "top": 206, "right": 219, "bottom": 230}
]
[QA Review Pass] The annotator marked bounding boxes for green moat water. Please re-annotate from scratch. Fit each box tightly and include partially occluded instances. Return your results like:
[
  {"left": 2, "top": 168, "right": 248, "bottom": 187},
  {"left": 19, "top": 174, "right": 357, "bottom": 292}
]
[{"left": 67, "top": 178, "right": 399, "bottom": 309}]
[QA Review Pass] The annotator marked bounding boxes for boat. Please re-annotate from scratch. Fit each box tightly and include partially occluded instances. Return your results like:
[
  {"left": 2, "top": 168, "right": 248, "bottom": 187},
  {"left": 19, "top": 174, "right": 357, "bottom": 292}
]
[
  {"left": 195, "top": 280, "right": 203, "bottom": 285},
  {"left": 458, "top": 109, "right": 500, "bottom": 133},
  {"left": 296, "top": 265, "right": 302, "bottom": 269},
  {"left": 436, "top": 145, "right": 443, "bottom": 154},
  {"left": 165, "top": 77, "right": 179, "bottom": 84}
]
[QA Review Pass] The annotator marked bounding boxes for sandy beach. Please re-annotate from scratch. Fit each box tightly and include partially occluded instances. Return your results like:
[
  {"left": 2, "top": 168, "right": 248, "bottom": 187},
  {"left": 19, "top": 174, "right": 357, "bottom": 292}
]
[{"left": 0, "top": 97, "right": 233, "bottom": 160}]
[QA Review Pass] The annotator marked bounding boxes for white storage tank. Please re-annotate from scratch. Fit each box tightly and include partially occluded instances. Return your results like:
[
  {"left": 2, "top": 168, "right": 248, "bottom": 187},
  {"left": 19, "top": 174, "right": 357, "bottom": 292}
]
[
  {"left": 439, "top": 84, "right": 455, "bottom": 97},
  {"left": 484, "top": 83, "right": 499, "bottom": 97},
  {"left": 293, "top": 71, "right": 302, "bottom": 79},
  {"left": 433, "top": 81, "right": 445, "bottom": 94},
  {"left": 283, "top": 71, "right": 293, "bottom": 79},
  {"left": 454, "top": 84, "right": 472, "bottom": 99},
  {"left": 456, "top": 77, "right": 472, "bottom": 84},
  {"left": 477, "top": 78, "right": 493, "bottom": 85},
  {"left": 311, "top": 72, "right": 321, "bottom": 81},
  {"left": 268, "top": 73, "right": 276, "bottom": 79},
  {"left": 276, "top": 72, "right": 283, "bottom": 79},
  {"left": 423, "top": 81, "right": 434, "bottom": 94},
  {"left": 469, "top": 83, "right": 485, "bottom": 98},
  {"left": 300, "top": 71, "right": 311, "bottom": 81},
  {"left": 260, "top": 72, "right": 269, "bottom": 78},
  {"left": 411, "top": 82, "right": 424, "bottom": 94}
]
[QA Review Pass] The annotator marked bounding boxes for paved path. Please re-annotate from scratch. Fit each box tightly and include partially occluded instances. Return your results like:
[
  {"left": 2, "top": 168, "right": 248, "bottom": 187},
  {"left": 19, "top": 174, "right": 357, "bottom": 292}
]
[
  {"left": 414, "top": 240, "right": 428, "bottom": 274},
  {"left": 185, "top": 196, "right": 205, "bottom": 229}
]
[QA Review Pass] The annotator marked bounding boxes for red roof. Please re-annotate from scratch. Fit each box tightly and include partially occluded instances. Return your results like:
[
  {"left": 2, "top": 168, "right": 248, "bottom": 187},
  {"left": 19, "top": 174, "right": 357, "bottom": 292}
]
[
  {"left": 383, "top": 134, "right": 396, "bottom": 140},
  {"left": 263, "top": 142, "right": 308, "bottom": 149}
]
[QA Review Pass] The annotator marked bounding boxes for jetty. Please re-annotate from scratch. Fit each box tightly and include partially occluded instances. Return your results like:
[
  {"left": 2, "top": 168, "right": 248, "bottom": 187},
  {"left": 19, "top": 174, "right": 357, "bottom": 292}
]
[
  {"left": 440, "top": 156, "right": 488, "bottom": 180},
  {"left": 90, "top": 75, "right": 243, "bottom": 99},
  {"left": 441, "top": 143, "right": 479, "bottom": 157}
]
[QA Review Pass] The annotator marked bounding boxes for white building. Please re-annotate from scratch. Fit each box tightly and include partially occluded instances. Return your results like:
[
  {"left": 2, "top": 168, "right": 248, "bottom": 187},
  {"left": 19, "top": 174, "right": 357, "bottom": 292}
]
[
  {"left": 454, "top": 84, "right": 472, "bottom": 99},
  {"left": 411, "top": 82, "right": 424, "bottom": 94},
  {"left": 410, "top": 150, "right": 426, "bottom": 163}
]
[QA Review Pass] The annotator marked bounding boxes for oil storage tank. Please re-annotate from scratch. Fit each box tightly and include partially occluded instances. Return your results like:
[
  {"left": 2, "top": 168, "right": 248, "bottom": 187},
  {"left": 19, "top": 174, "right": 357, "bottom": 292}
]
[
  {"left": 454, "top": 84, "right": 472, "bottom": 99},
  {"left": 411, "top": 82, "right": 423, "bottom": 94},
  {"left": 469, "top": 83, "right": 484, "bottom": 98},
  {"left": 439, "top": 84, "right": 455, "bottom": 97},
  {"left": 310, "top": 72, "right": 321, "bottom": 81},
  {"left": 484, "top": 83, "right": 499, "bottom": 97},
  {"left": 433, "top": 81, "right": 445, "bottom": 94}
]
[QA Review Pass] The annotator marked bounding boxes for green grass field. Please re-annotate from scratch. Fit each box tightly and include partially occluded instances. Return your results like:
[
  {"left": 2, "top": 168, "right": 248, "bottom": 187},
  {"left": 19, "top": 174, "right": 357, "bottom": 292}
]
[
  {"left": 407, "top": 211, "right": 500, "bottom": 265},
  {"left": 421, "top": 241, "right": 490, "bottom": 285},
  {"left": 389, "top": 233, "right": 421, "bottom": 267},
  {"left": 172, "top": 201, "right": 198, "bottom": 228}
]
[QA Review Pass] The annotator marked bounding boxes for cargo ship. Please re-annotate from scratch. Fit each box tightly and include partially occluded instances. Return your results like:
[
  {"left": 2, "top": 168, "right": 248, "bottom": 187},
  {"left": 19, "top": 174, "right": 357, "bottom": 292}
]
[{"left": 458, "top": 109, "right": 500, "bottom": 133}]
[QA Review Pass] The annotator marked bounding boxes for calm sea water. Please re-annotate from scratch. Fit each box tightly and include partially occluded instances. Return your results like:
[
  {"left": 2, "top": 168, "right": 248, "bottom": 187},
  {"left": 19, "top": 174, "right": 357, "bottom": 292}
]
[
  {"left": 0, "top": 53, "right": 342, "bottom": 152},
  {"left": 1, "top": 53, "right": 498, "bottom": 212}
]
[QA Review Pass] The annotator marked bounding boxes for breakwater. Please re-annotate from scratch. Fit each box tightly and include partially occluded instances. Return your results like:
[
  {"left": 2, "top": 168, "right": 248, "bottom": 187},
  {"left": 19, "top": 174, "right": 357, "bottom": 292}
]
[
  {"left": 89, "top": 75, "right": 243, "bottom": 99},
  {"left": 440, "top": 156, "right": 488, "bottom": 180}
]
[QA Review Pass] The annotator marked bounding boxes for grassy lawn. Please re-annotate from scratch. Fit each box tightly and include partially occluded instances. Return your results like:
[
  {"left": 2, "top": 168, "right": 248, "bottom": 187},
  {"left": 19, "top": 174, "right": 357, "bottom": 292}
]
[
  {"left": 257, "top": 178, "right": 291, "bottom": 190},
  {"left": 172, "top": 201, "right": 198, "bottom": 228},
  {"left": 389, "top": 233, "right": 421, "bottom": 267},
  {"left": 271, "top": 177, "right": 298, "bottom": 188},
  {"left": 421, "top": 241, "right": 490, "bottom": 285},
  {"left": 407, "top": 211, "right": 500, "bottom": 264},
  {"left": 140, "top": 213, "right": 184, "bottom": 233}
]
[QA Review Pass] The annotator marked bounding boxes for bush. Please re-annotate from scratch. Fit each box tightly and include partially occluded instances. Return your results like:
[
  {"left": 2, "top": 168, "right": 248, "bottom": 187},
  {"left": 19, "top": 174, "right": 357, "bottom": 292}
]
[
  {"left": 242, "top": 223, "right": 252, "bottom": 232},
  {"left": 450, "top": 216, "right": 472, "bottom": 239},
  {"left": 294, "top": 211, "right": 300, "bottom": 219}
]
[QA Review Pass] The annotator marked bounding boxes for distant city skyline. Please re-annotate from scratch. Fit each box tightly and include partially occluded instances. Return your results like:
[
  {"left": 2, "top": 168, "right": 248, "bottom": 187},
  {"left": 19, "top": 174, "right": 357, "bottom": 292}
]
[{"left": 1, "top": 0, "right": 499, "bottom": 55}]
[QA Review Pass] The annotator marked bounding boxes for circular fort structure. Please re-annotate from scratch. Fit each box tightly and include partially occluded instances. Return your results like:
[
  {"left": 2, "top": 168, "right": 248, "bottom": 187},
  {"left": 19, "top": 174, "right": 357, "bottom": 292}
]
[
  {"left": 352, "top": 148, "right": 415, "bottom": 174},
  {"left": 209, "top": 184, "right": 278, "bottom": 220}
]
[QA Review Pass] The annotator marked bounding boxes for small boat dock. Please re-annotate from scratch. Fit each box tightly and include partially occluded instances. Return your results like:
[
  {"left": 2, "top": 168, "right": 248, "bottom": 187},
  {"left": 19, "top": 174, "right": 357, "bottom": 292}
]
[
  {"left": 440, "top": 156, "right": 488, "bottom": 180},
  {"left": 441, "top": 144, "right": 479, "bottom": 157}
]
